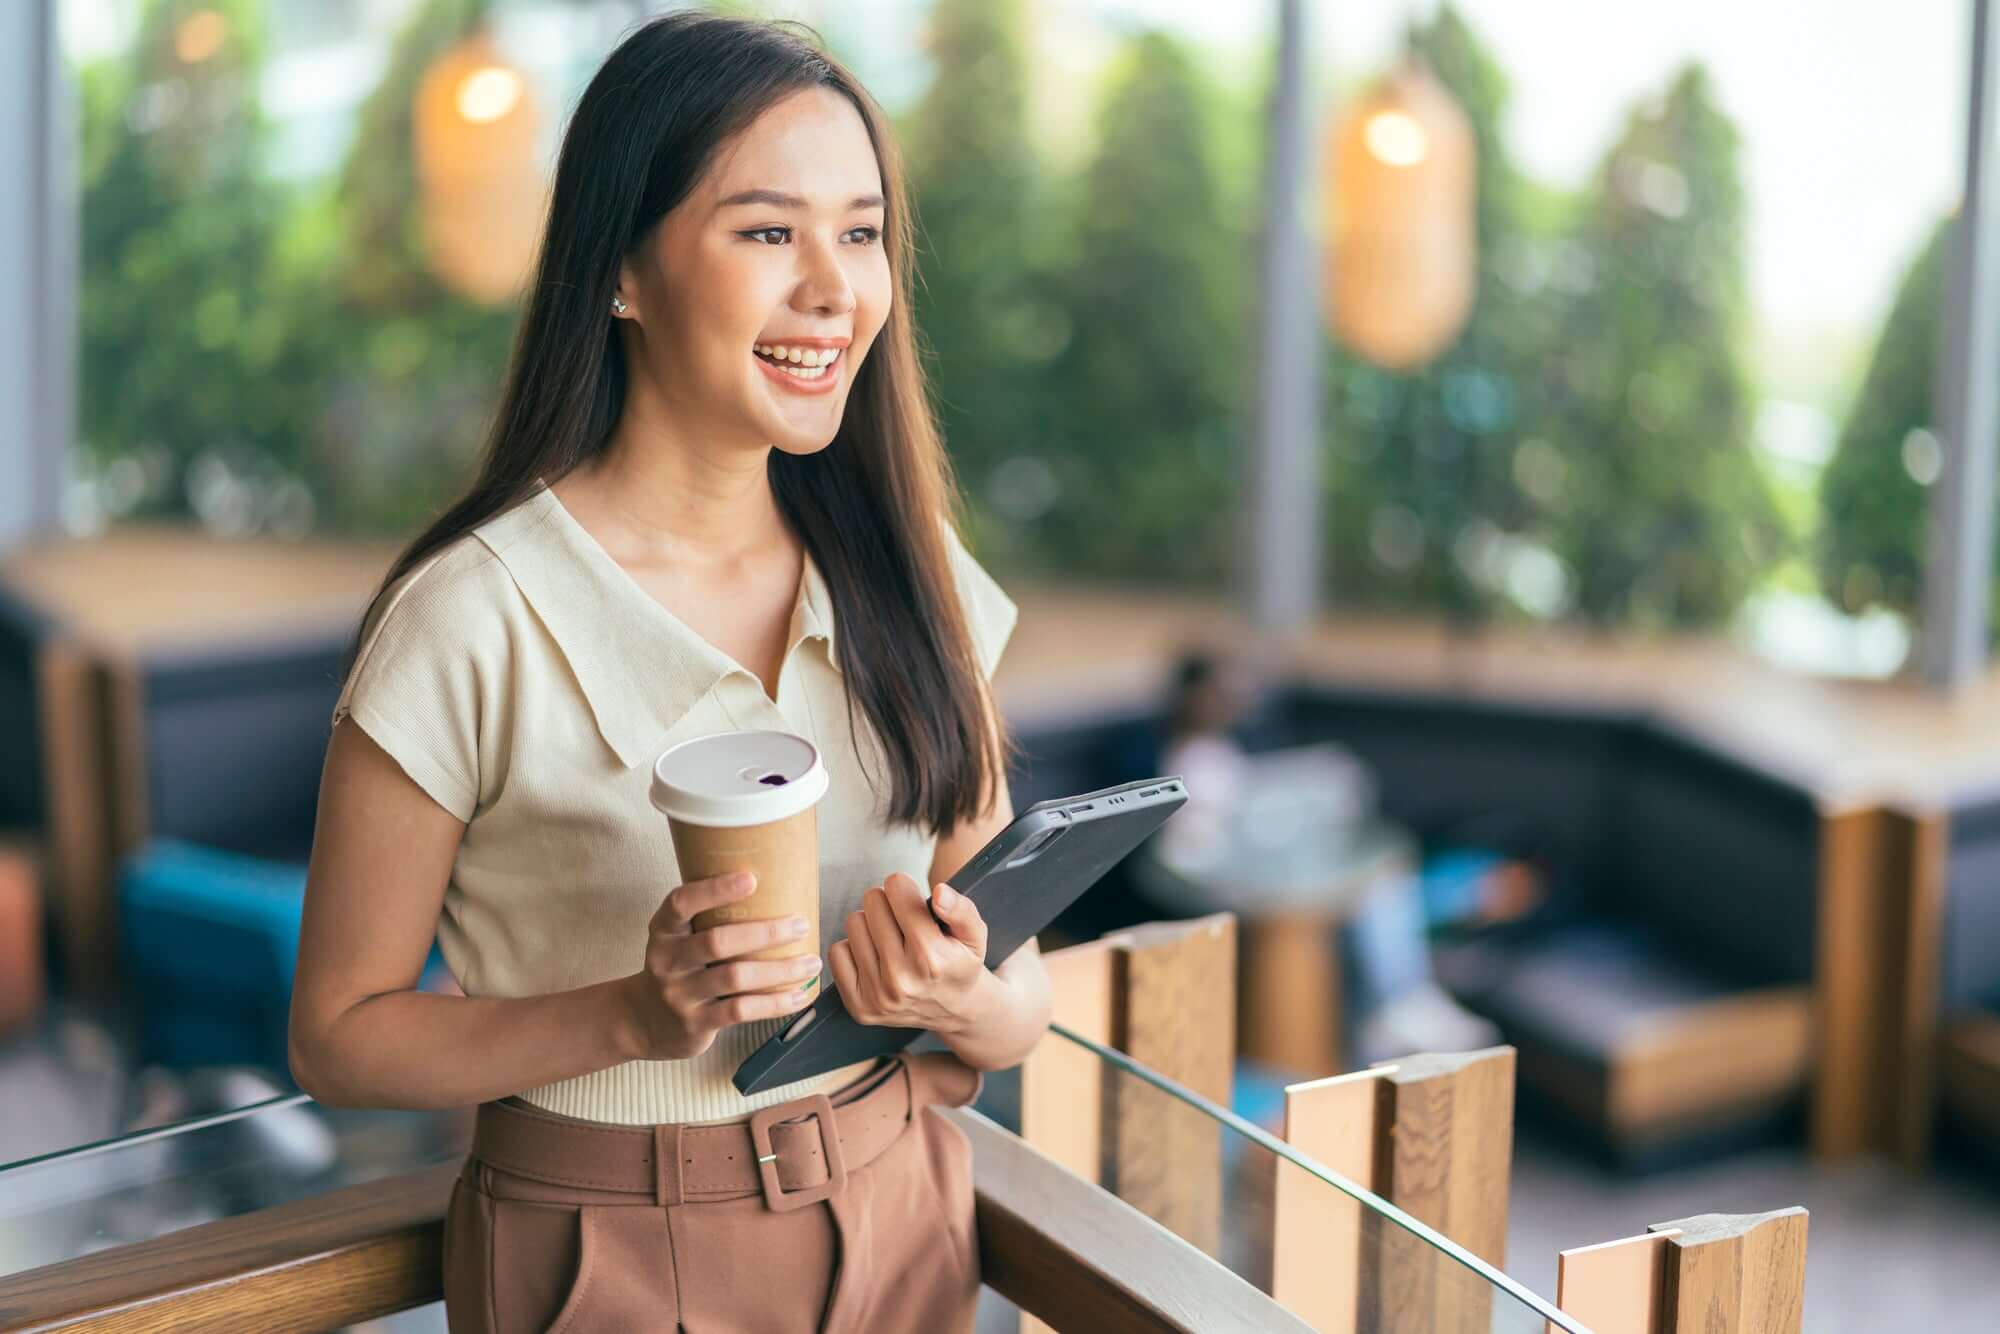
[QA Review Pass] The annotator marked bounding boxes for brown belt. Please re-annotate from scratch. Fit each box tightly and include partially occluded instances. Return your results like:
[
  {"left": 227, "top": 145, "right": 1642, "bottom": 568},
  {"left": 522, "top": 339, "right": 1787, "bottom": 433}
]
[{"left": 470, "top": 1052, "right": 980, "bottom": 1214}]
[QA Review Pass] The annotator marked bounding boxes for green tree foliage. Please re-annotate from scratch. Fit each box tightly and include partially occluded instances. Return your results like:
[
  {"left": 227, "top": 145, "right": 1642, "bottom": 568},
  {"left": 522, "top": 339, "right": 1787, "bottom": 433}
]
[
  {"left": 1540, "top": 64, "right": 1782, "bottom": 627},
  {"left": 1036, "top": 32, "right": 1248, "bottom": 586},
  {"left": 899, "top": 0, "right": 1055, "bottom": 537},
  {"left": 1324, "top": 5, "right": 1560, "bottom": 621},
  {"left": 1814, "top": 220, "right": 1987, "bottom": 627},
  {"left": 77, "top": 0, "right": 321, "bottom": 530},
  {"left": 302, "top": 0, "right": 522, "bottom": 534}
]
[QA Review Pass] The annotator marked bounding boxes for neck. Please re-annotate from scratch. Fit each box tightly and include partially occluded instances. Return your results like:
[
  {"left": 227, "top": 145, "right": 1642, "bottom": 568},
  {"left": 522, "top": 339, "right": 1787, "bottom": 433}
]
[{"left": 574, "top": 376, "right": 789, "bottom": 571}]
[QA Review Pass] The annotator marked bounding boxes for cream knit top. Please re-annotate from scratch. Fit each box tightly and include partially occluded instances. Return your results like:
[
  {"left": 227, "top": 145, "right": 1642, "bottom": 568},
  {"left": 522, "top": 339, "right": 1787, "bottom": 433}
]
[{"left": 329, "top": 483, "right": 1018, "bottom": 1126}]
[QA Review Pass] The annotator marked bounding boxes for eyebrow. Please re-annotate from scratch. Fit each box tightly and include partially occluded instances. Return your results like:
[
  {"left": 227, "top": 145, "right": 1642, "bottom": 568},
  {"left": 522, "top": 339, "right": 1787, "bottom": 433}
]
[{"left": 715, "top": 188, "right": 886, "bottom": 212}]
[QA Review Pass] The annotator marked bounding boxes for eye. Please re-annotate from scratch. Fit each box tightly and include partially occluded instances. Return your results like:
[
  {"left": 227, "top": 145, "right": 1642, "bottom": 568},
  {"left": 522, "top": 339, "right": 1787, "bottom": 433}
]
[
  {"left": 740, "top": 227, "right": 791, "bottom": 245},
  {"left": 844, "top": 225, "right": 882, "bottom": 245}
]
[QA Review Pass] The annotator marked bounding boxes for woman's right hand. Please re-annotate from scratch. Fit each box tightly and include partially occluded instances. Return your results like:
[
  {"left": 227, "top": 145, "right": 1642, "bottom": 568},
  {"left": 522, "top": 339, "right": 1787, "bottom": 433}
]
[{"left": 615, "top": 872, "right": 823, "bottom": 1061}]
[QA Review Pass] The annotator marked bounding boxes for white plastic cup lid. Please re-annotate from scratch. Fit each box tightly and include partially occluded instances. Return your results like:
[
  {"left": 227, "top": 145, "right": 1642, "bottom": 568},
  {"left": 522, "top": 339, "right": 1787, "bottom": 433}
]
[{"left": 649, "top": 730, "right": 829, "bottom": 827}]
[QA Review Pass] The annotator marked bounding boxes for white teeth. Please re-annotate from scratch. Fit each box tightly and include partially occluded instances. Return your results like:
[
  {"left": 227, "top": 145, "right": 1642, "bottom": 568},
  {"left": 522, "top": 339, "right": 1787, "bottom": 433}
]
[{"left": 756, "top": 344, "right": 841, "bottom": 374}]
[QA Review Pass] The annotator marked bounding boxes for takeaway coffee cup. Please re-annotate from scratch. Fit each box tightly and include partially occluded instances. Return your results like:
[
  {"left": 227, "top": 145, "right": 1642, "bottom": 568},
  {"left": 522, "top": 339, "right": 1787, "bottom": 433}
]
[{"left": 649, "top": 730, "right": 829, "bottom": 995}]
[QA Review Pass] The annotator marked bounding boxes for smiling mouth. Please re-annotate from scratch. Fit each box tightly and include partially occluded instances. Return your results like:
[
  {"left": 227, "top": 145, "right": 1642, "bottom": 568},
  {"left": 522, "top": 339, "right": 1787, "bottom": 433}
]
[{"left": 754, "top": 343, "right": 841, "bottom": 381}]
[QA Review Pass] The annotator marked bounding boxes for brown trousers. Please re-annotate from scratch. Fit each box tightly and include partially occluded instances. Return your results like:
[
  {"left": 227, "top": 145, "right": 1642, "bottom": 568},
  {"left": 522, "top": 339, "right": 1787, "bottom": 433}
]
[{"left": 441, "top": 1053, "right": 983, "bottom": 1334}]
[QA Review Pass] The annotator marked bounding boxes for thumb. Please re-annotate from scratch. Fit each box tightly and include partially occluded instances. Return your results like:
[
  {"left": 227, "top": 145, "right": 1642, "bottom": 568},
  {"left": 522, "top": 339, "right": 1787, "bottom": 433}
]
[{"left": 931, "top": 882, "right": 985, "bottom": 943}]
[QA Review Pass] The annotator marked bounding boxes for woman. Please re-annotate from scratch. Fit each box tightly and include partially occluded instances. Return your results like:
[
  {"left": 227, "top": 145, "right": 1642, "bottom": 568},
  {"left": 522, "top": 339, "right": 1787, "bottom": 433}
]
[{"left": 287, "top": 15, "right": 1051, "bottom": 1333}]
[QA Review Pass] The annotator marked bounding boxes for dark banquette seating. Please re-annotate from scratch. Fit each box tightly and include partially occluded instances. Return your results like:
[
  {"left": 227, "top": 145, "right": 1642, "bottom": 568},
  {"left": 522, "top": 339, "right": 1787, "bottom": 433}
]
[{"left": 1006, "top": 679, "right": 1822, "bottom": 1169}]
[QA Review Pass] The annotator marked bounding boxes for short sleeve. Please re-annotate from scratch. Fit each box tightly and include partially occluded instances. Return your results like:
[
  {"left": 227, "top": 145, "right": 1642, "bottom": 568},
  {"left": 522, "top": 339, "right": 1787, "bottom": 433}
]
[
  {"left": 332, "top": 548, "right": 490, "bottom": 822},
  {"left": 941, "top": 519, "right": 1019, "bottom": 680}
]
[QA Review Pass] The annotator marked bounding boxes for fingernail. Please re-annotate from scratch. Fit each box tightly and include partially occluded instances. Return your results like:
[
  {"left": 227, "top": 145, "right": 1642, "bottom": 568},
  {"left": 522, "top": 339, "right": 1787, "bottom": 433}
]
[
  {"left": 734, "top": 873, "right": 756, "bottom": 892},
  {"left": 787, "top": 915, "right": 808, "bottom": 935},
  {"left": 934, "top": 883, "right": 957, "bottom": 909},
  {"left": 795, "top": 955, "right": 822, "bottom": 973}
]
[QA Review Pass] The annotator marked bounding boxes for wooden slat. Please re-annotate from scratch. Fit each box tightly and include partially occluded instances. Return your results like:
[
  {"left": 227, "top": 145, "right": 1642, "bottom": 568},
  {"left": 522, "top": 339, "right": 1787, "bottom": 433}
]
[
  {"left": 1554, "top": 1231, "right": 1675, "bottom": 1334},
  {"left": 0, "top": 1160, "right": 456, "bottom": 1332},
  {"left": 1272, "top": 1070, "right": 1386, "bottom": 1334},
  {"left": 1272, "top": 1047, "right": 1515, "bottom": 1334},
  {"left": 1023, "top": 937, "right": 1120, "bottom": 1185},
  {"left": 1020, "top": 937, "right": 1121, "bottom": 1334},
  {"left": 1556, "top": 1208, "right": 1809, "bottom": 1334},
  {"left": 1376, "top": 1048, "right": 1514, "bottom": 1266},
  {"left": 1370, "top": 1048, "right": 1515, "bottom": 1333},
  {"left": 1108, "top": 915, "right": 1236, "bottom": 1259},
  {"left": 952, "top": 1108, "right": 1314, "bottom": 1334},
  {"left": 1654, "top": 1209, "right": 1809, "bottom": 1334}
]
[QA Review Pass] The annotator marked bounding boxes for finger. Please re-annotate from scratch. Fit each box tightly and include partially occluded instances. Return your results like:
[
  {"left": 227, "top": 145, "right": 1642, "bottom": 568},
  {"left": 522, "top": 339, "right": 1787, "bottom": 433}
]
[
  {"left": 829, "top": 940, "right": 867, "bottom": 1017},
  {"left": 691, "top": 954, "right": 822, "bottom": 1002},
  {"left": 883, "top": 874, "right": 948, "bottom": 975},
  {"left": 658, "top": 872, "right": 757, "bottom": 931},
  {"left": 930, "top": 882, "right": 988, "bottom": 959},
  {"left": 843, "top": 907, "right": 887, "bottom": 1004},
  {"left": 862, "top": 886, "right": 907, "bottom": 974},
  {"left": 684, "top": 913, "right": 810, "bottom": 965},
  {"left": 709, "top": 983, "right": 820, "bottom": 1028}
]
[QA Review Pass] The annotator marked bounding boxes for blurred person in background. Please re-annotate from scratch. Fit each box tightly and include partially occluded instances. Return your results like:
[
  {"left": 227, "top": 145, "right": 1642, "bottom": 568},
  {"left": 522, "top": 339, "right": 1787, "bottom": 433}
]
[
  {"left": 288, "top": 15, "right": 1048, "bottom": 1333},
  {"left": 1158, "top": 647, "right": 1541, "bottom": 1065}
]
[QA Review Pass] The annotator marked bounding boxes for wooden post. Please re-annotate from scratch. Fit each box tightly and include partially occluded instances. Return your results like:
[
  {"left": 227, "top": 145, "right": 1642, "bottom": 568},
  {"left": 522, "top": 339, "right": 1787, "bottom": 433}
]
[
  {"left": 34, "top": 639, "right": 117, "bottom": 997},
  {"left": 1018, "top": 915, "right": 1237, "bottom": 1333},
  {"left": 1107, "top": 916, "right": 1237, "bottom": 1257},
  {"left": 1812, "top": 804, "right": 1945, "bottom": 1161},
  {"left": 1556, "top": 1207, "right": 1809, "bottom": 1334},
  {"left": 1272, "top": 1046, "right": 1515, "bottom": 1334}
]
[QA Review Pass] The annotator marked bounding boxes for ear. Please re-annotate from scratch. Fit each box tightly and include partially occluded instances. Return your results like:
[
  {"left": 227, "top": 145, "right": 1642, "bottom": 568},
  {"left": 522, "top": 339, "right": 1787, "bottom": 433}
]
[{"left": 611, "top": 260, "right": 640, "bottom": 320}]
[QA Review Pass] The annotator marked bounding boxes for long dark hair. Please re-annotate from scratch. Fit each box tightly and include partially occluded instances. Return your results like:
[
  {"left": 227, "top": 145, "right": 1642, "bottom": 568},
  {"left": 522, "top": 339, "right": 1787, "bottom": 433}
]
[{"left": 352, "top": 13, "right": 1013, "bottom": 836}]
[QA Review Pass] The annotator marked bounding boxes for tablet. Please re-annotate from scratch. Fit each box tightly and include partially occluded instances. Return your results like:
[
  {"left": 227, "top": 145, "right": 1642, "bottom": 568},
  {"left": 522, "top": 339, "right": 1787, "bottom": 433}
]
[{"left": 732, "top": 774, "right": 1189, "bottom": 1095}]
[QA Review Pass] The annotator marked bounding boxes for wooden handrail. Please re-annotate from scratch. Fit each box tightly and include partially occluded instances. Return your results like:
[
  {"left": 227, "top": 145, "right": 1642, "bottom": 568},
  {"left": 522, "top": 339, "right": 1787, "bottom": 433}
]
[
  {"left": 0, "top": 1111, "right": 1305, "bottom": 1334},
  {"left": 0, "top": 1159, "right": 454, "bottom": 1332}
]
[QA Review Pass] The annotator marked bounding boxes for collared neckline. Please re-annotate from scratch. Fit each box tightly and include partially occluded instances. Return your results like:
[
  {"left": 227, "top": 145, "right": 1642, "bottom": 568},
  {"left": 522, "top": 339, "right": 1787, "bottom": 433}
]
[{"left": 476, "top": 484, "right": 834, "bottom": 770}]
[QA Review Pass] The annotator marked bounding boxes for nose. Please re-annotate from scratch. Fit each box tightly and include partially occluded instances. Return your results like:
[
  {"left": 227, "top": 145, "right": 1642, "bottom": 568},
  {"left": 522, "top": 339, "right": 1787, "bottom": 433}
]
[{"left": 790, "top": 233, "right": 856, "bottom": 319}]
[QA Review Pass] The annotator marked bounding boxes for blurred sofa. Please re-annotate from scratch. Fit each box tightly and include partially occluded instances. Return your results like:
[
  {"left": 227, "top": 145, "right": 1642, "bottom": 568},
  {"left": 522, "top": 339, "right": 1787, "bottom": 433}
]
[{"left": 1004, "top": 679, "right": 1831, "bottom": 1169}]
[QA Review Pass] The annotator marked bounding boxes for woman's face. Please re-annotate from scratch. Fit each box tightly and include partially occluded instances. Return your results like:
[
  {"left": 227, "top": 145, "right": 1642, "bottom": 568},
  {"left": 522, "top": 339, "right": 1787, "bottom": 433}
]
[{"left": 617, "top": 87, "right": 892, "bottom": 456}]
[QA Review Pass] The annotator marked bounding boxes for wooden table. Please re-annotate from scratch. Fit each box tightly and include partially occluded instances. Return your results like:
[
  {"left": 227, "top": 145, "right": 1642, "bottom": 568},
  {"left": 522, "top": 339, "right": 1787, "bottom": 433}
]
[{"left": 1132, "top": 819, "right": 1417, "bottom": 1079}]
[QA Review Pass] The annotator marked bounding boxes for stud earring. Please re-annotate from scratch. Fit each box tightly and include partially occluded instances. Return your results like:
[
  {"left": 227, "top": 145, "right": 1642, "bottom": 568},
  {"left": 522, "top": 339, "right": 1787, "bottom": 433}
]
[{"left": 611, "top": 297, "right": 629, "bottom": 316}]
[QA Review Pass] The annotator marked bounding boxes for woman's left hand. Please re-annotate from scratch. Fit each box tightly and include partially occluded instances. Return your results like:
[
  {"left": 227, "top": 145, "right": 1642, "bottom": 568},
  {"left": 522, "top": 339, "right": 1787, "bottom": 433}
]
[{"left": 829, "top": 872, "right": 989, "bottom": 1032}]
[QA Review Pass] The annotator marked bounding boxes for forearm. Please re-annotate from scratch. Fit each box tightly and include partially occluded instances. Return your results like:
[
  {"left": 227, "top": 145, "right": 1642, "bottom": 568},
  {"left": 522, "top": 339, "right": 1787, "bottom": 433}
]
[
  {"left": 938, "top": 961, "right": 1052, "bottom": 1073},
  {"left": 294, "top": 979, "right": 635, "bottom": 1111}
]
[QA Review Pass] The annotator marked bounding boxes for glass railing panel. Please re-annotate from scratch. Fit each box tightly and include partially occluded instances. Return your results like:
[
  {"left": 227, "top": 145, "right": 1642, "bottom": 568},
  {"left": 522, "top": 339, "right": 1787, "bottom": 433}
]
[
  {"left": 0, "top": 1092, "right": 469, "bottom": 1278},
  {"left": 1057, "top": 1025, "right": 1587, "bottom": 1333},
  {"left": 1, "top": 1038, "right": 1583, "bottom": 1331}
]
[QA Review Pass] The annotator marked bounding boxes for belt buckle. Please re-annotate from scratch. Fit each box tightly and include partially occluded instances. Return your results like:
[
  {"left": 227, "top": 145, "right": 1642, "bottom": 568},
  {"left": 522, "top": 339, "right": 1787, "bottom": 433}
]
[{"left": 748, "top": 1094, "right": 845, "bottom": 1213}]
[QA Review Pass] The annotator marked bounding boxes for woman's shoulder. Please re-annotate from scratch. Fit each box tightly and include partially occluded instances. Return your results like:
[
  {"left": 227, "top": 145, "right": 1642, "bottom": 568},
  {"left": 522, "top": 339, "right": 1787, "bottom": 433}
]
[{"left": 366, "top": 531, "right": 521, "bottom": 645}]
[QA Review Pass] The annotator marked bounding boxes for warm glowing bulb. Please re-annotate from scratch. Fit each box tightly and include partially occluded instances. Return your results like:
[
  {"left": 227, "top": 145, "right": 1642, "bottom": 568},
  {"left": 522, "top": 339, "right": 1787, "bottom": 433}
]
[
  {"left": 175, "top": 10, "right": 227, "bottom": 64},
  {"left": 1363, "top": 110, "right": 1428, "bottom": 167},
  {"left": 455, "top": 66, "right": 524, "bottom": 124}
]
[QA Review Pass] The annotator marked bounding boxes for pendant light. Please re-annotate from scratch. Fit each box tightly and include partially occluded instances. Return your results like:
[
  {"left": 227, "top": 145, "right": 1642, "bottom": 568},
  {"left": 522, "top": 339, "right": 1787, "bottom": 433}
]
[
  {"left": 412, "top": 17, "right": 542, "bottom": 305},
  {"left": 1324, "top": 36, "right": 1477, "bottom": 372}
]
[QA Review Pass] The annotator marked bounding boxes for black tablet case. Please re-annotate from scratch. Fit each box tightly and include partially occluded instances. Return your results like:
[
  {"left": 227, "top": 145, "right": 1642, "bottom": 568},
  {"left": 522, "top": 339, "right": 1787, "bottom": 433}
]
[{"left": 733, "top": 775, "right": 1188, "bottom": 1094}]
